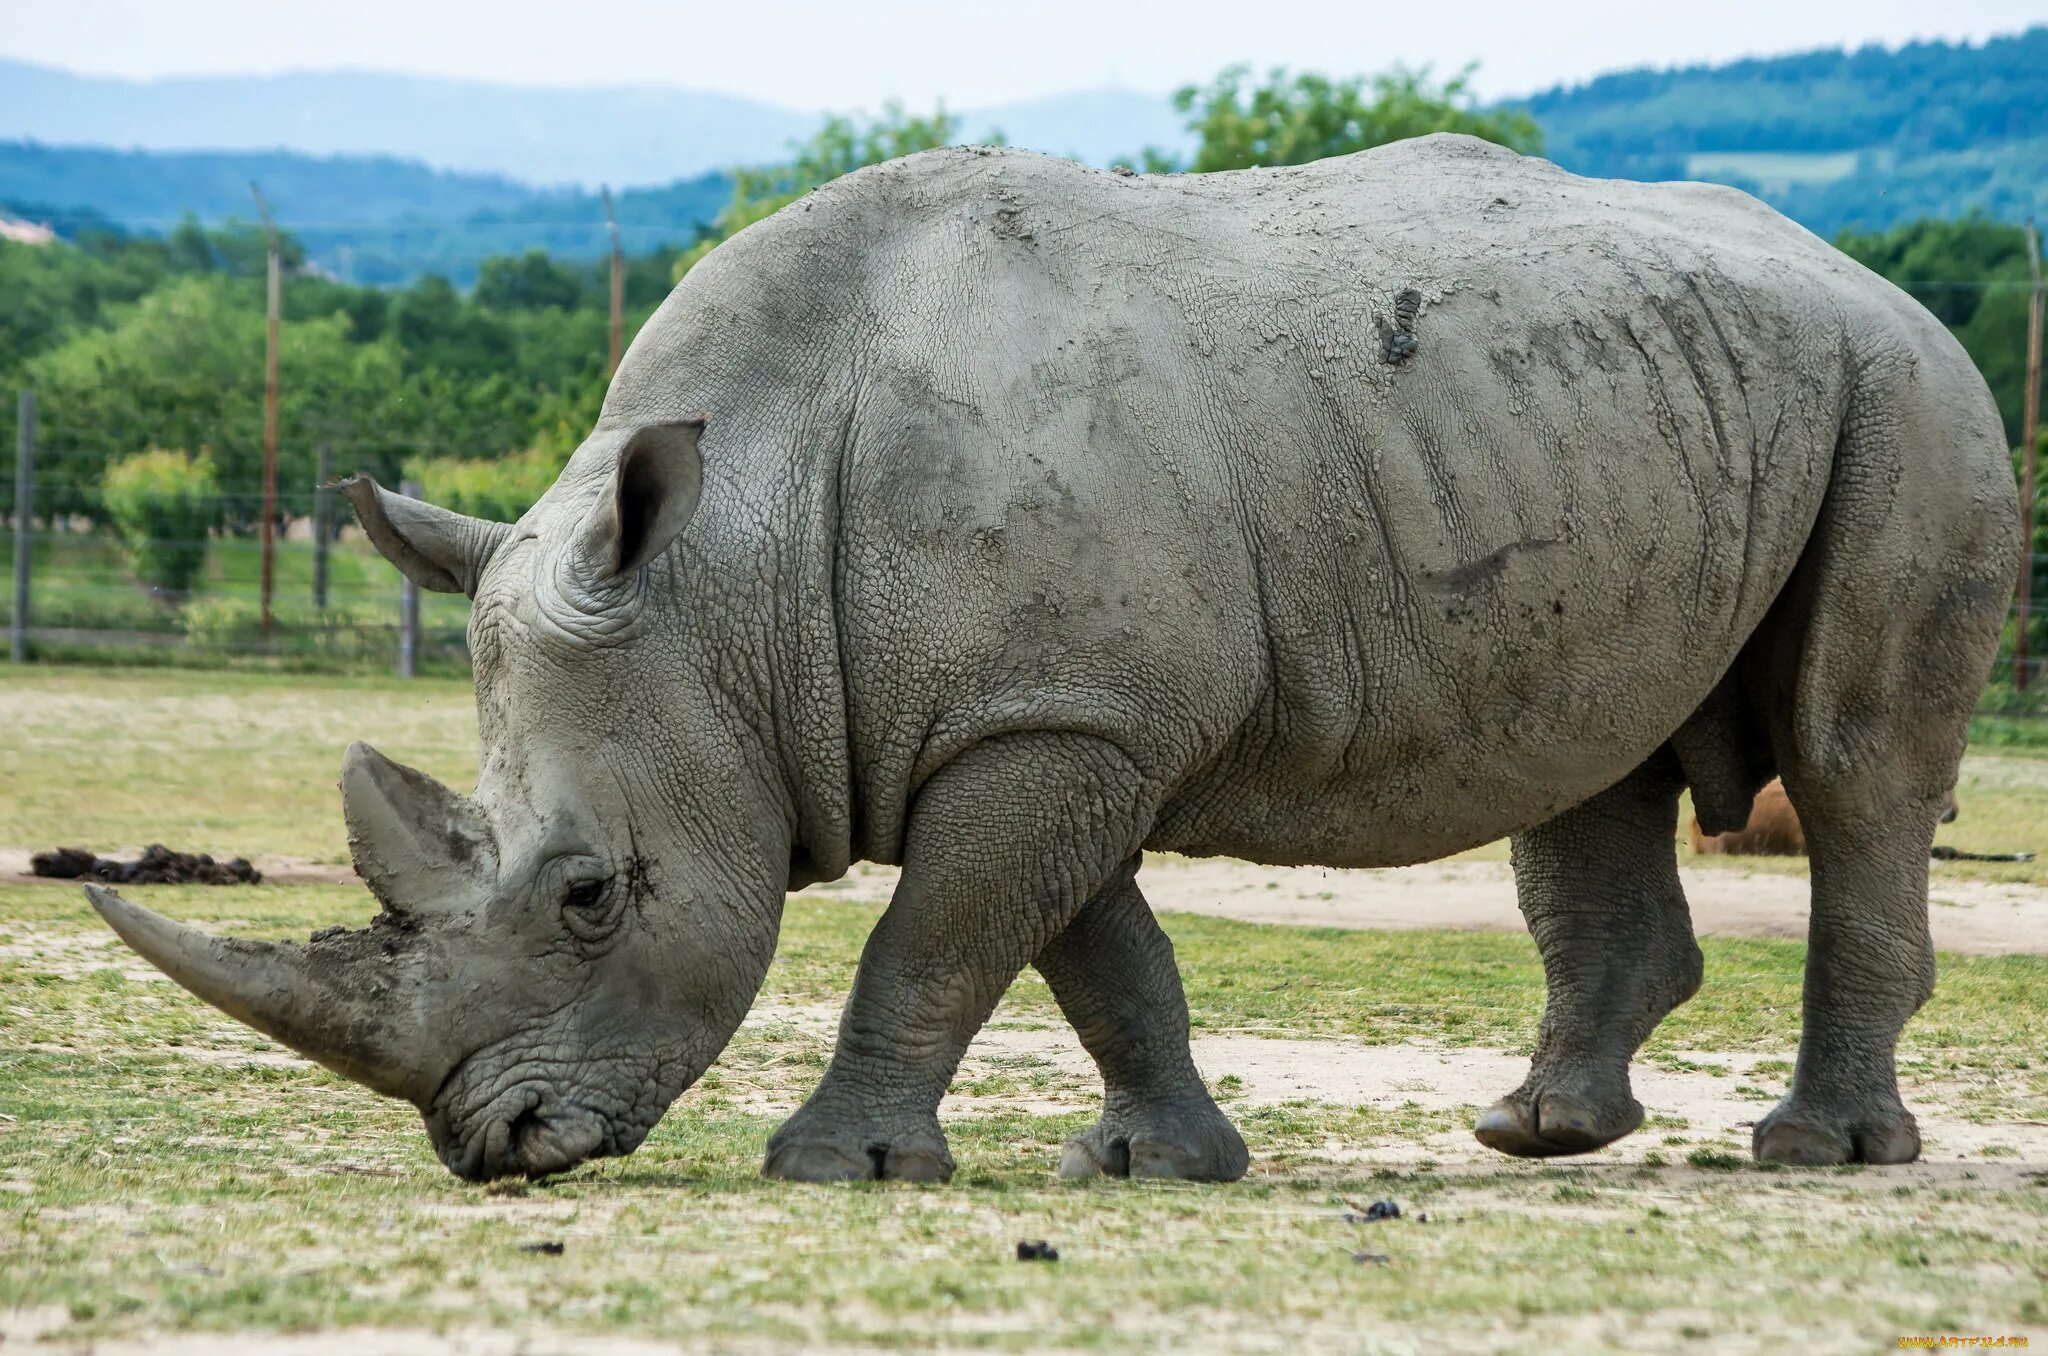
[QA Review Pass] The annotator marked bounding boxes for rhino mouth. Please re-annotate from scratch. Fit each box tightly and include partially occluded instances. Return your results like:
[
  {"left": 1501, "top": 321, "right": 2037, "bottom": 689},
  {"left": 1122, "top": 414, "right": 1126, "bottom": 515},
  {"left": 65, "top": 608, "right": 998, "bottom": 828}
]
[
  {"left": 425, "top": 1041, "right": 688, "bottom": 1182},
  {"left": 432, "top": 1082, "right": 628, "bottom": 1181}
]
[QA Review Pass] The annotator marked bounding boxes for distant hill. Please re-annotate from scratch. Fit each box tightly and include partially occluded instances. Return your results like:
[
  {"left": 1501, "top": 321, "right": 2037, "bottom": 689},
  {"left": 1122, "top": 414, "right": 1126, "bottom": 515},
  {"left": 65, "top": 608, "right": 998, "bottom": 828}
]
[
  {"left": 1, "top": 28, "right": 2039, "bottom": 282},
  {"left": 0, "top": 142, "right": 733, "bottom": 286},
  {"left": 0, "top": 141, "right": 536, "bottom": 231},
  {"left": 0, "top": 58, "right": 1186, "bottom": 188},
  {"left": 1518, "top": 26, "right": 2048, "bottom": 233}
]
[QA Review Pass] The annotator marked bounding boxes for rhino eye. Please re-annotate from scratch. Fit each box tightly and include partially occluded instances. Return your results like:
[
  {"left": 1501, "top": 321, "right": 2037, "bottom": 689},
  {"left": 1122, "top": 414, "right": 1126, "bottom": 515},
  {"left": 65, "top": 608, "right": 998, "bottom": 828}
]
[
  {"left": 558, "top": 873, "right": 625, "bottom": 943},
  {"left": 562, "top": 878, "right": 608, "bottom": 911}
]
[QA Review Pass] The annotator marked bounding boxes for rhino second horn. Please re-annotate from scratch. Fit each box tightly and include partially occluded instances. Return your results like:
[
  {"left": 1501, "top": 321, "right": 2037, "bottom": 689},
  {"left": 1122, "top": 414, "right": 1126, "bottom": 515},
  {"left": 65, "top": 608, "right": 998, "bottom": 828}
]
[
  {"left": 84, "top": 884, "right": 434, "bottom": 1103},
  {"left": 340, "top": 741, "right": 494, "bottom": 919}
]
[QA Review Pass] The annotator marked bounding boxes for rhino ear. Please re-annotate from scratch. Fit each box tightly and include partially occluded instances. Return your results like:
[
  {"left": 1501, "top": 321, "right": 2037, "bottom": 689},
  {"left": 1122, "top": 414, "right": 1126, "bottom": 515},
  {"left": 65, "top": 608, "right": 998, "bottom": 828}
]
[
  {"left": 340, "top": 477, "right": 511, "bottom": 596},
  {"left": 574, "top": 420, "right": 705, "bottom": 579}
]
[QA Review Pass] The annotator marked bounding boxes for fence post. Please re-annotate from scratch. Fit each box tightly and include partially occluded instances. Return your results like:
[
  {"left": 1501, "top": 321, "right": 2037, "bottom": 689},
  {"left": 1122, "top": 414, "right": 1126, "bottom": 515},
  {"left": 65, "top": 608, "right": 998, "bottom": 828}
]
[
  {"left": 313, "top": 442, "right": 332, "bottom": 611},
  {"left": 252, "top": 183, "right": 282, "bottom": 641},
  {"left": 2019, "top": 219, "right": 2042, "bottom": 694},
  {"left": 397, "top": 478, "right": 421, "bottom": 679},
  {"left": 10, "top": 391, "right": 33, "bottom": 663}
]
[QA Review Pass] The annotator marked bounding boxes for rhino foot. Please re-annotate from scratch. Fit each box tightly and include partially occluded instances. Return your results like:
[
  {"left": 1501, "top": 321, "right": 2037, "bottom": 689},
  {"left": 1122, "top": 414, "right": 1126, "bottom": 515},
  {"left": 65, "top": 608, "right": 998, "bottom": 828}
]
[
  {"left": 1474, "top": 1078, "right": 1643, "bottom": 1158},
  {"left": 1752, "top": 1094, "right": 1919, "bottom": 1166},
  {"left": 1058, "top": 1100, "right": 1249, "bottom": 1182},
  {"left": 762, "top": 1116, "right": 954, "bottom": 1183}
]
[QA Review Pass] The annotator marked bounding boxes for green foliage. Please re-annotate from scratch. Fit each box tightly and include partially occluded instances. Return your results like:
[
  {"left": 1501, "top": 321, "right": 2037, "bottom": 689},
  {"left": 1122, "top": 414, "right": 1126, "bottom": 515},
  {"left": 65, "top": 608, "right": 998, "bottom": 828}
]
[
  {"left": 676, "top": 104, "right": 984, "bottom": 282},
  {"left": 406, "top": 444, "right": 571, "bottom": 524},
  {"left": 1152, "top": 64, "right": 1541, "bottom": 174},
  {"left": 2016, "top": 431, "right": 2047, "bottom": 674},
  {"left": 19, "top": 275, "right": 411, "bottom": 525},
  {"left": 100, "top": 448, "right": 217, "bottom": 596},
  {"left": 473, "top": 249, "right": 587, "bottom": 312},
  {"left": 1836, "top": 217, "right": 2040, "bottom": 445},
  {"left": 181, "top": 595, "right": 393, "bottom": 660},
  {"left": 404, "top": 367, "right": 606, "bottom": 522}
]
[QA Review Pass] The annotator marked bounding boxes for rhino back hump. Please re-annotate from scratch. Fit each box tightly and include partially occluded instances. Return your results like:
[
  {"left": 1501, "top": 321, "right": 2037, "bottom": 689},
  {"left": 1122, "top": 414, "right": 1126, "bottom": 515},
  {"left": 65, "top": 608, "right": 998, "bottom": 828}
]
[{"left": 667, "top": 140, "right": 1917, "bottom": 865}]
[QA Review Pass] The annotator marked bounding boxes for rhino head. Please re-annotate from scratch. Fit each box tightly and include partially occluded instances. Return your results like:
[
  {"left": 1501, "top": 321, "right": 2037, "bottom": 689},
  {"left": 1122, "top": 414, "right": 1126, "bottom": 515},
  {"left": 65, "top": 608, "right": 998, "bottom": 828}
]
[{"left": 90, "top": 419, "right": 801, "bottom": 1181}]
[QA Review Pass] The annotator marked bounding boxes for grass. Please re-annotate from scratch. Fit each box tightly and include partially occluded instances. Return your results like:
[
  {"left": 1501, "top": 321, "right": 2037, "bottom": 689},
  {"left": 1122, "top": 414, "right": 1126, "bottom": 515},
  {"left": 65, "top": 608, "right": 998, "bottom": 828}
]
[
  {"left": 0, "top": 526, "right": 472, "bottom": 634},
  {"left": 0, "top": 528, "right": 472, "bottom": 674},
  {"left": 0, "top": 666, "right": 476, "bottom": 861},
  {"left": 1, "top": 665, "right": 2046, "bottom": 1350},
  {"left": 2, "top": 880, "right": 2044, "bottom": 1350}
]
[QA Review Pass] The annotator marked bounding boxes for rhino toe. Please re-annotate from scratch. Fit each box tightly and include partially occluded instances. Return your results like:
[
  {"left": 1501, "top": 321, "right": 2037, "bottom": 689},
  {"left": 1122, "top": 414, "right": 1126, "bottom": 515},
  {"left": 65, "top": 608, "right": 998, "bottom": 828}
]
[{"left": 1475, "top": 1085, "right": 1642, "bottom": 1158}]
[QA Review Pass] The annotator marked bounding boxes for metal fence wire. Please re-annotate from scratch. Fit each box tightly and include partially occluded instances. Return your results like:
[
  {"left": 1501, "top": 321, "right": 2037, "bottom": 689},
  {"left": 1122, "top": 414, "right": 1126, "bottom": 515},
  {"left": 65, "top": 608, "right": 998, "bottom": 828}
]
[{"left": 4, "top": 402, "right": 2047, "bottom": 706}]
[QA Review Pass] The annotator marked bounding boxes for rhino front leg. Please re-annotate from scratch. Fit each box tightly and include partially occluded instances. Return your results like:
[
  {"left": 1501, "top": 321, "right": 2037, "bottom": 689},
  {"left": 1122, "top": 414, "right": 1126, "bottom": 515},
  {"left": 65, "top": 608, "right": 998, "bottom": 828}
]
[
  {"left": 1477, "top": 755, "right": 1703, "bottom": 1157},
  {"left": 764, "top": 733, "right": 1151, "bottom": 1183},
  {"left": 1034, "top": 861, "right": 1248, "bottom": 1181}
]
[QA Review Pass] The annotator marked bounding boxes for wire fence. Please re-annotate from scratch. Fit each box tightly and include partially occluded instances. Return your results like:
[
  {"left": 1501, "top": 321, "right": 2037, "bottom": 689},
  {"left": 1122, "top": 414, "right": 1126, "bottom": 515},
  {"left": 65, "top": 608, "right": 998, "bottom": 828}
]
[{"left": 7, "top": 511, "right": 2048, "bottom": 717}]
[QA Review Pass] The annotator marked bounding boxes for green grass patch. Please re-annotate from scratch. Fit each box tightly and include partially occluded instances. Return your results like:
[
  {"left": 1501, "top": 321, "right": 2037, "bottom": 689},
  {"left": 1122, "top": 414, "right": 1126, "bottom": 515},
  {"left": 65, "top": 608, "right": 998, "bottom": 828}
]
[
  {"left": 2, "top": 880, "right": 2044, "bottom": 1349},
  {"left": 3, "top": 667, "right": 2047, "bottom": 1349}
]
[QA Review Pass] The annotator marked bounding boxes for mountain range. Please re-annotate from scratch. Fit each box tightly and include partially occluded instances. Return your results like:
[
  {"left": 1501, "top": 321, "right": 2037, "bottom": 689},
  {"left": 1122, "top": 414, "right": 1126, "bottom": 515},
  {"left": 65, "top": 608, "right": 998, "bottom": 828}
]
[
  {"left": 1, "top": 27, "right": 2041, "bottom": 284},
  {"left": 0, "top": 59, "right": 1189, "bottom": 188}
]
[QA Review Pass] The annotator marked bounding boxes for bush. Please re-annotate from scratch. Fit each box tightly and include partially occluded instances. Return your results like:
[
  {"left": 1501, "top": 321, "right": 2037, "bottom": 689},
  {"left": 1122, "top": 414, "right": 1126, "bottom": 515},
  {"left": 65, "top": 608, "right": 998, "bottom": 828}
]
[
  {"left": 407, "top": 443, "right": 571, "bottom": 524},
  {"left": 182, "top": 595, "right": 394, "bottom": 659},
  {"left": 100, "top": 449, "right": 219, "bottom": 598}
]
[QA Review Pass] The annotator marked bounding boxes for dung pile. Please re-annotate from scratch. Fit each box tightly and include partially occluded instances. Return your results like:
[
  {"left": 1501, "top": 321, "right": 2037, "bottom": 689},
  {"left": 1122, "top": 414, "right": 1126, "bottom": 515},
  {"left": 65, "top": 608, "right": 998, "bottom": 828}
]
[{"left": 32, "top": 845, "right": 263, "bottom": 886}]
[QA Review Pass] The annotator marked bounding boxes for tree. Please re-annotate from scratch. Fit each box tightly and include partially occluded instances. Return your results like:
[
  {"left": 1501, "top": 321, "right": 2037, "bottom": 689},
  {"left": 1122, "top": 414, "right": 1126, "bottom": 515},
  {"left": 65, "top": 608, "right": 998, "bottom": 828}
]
[
  {"left": 474, "top": 249, "right": 587, "bottom": 313},
  {"left": 1836, "top": 217, "right": 2037, "bottom": 444},
  {"left": 22, "top": 275, "right": 416, "bottom": 526},
  {"left": 101, "top": 448, "right": 218, "bottom": 598},
  {"left": 1146, "top": 63, "right": 1542, "bottom": 174}
]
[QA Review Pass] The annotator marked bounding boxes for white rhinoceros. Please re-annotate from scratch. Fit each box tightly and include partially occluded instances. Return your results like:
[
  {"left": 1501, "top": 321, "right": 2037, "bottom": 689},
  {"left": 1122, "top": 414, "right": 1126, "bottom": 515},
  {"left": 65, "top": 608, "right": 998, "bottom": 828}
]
[{"left": 92, "top": 136, "right": 2020, "bottom": 1182}]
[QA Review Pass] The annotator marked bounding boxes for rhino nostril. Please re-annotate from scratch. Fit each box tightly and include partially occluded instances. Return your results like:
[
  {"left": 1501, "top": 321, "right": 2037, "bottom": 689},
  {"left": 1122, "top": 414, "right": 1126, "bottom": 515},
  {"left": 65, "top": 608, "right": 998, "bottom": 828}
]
[{"left": 507, "top": 1103, "right": 547, "bottom": 1171}]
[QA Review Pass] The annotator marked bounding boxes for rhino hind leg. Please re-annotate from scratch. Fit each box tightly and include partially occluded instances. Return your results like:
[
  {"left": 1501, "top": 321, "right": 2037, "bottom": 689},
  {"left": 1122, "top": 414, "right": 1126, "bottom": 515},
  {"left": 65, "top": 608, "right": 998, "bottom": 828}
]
[
  {"left": 764, "top": 732, "right": 1153, "bottom": 1183},
  {"left": 1476, "top": 752, "right": 1702, "bottom": 1158},
  {"left": 1034, "top": 863, "right": 1248, "bottom": 1182},
  {"left": 1743, "top": 363, "right": 2015, "bottom": 1168}
]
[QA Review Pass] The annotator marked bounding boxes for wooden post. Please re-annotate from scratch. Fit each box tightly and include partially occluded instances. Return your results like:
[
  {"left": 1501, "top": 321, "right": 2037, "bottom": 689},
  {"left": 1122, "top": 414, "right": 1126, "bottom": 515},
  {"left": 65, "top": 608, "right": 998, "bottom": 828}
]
[
  {"left": 10, "top": 390, "right": 33, "bottom": 663},
  {"left": 313, "top": 441, "right": 332, "bottom": 611},
  {"left": 251, "top": 183, "right": 282, "bottom": 641},
  {"left": 397, "top": 478, "right": 421, "bottom": 678},
  {"left": 603, "top": 187, "right": 624, "bottom": 377},
  {"left": 2018, "top": 220, "right": 2042, "bottom": 694}
]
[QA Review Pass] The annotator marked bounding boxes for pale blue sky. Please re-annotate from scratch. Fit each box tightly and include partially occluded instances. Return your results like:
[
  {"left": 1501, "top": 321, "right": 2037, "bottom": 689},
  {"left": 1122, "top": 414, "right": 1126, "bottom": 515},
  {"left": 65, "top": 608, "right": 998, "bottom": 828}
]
[{"left": 2, "top": 0, "right": 2042, "bottom": 109}]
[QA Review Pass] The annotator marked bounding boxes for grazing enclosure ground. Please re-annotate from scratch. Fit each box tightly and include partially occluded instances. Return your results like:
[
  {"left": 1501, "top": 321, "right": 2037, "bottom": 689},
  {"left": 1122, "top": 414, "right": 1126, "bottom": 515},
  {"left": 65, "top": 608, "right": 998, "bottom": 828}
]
[{"left": 2, "top": 668, "right": 2045, "bottom": 1352}]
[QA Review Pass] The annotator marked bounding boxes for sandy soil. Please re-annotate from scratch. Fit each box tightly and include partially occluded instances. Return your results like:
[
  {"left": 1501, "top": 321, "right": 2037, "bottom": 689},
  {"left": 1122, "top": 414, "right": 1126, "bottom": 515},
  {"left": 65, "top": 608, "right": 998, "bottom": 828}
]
[
  {"left": 727, "top": 1001, "right": 2048, "bottom": 1172},
  {"left": 11, "top": 846, "right": 2047, "bottom": 956},
  {"left": 812, "top": 854, "right": 2048, "bottom": 957}
]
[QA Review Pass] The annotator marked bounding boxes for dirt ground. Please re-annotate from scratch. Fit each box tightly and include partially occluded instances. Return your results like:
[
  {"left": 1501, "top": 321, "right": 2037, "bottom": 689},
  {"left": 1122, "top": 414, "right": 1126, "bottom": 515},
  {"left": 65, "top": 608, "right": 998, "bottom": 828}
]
[
  {"left": 811, "top": 854, "right": 2048, "bottom": 957},
  {"left": 10, "top": 849, "right": 2046, "bottom": 957}
]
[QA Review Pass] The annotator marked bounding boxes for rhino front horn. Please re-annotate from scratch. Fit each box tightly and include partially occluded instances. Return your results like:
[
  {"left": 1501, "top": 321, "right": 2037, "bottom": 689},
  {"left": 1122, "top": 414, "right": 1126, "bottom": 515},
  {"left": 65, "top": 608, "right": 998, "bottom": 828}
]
[{"left": 85, "top": 884, "right": 437, "bottom": 1103}]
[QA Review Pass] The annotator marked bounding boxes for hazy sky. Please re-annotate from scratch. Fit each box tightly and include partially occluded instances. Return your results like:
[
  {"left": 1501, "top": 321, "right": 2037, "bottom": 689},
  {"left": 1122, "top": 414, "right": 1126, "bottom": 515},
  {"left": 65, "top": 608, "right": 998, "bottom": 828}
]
[{"left": 3, "top": 0, "right": 2041, "bottom": 108}]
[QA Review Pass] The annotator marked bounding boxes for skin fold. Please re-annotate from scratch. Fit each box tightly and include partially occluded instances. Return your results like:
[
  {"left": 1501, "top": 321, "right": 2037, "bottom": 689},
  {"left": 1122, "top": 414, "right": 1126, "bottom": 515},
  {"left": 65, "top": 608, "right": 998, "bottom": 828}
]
[{"left": 92, "top": 136, "right": 2021, "bottom": 1181}]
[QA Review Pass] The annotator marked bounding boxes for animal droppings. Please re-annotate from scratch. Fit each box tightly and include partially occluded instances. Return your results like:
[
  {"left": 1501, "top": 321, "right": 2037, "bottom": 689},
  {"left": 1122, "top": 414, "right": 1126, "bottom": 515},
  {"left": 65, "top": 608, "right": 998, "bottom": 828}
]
[
  {"left": 32, "top": 844, "right": 262, "bottom": 886},
  {"left": 1341, "top": 1198, "right": 1401, "bottom": 1222},
  {"left": 1352, "top": 1251, "right": 1391, "bottom": 1265},
  {"left": 1932, "top": 845, "right": 2034, "bottom": 862},
  {"left": 518, "top": 1241, "right": 565, "bottom": 1256},
  {"left": 1016, "top": 1240, "right": 1059, "bottom": 1262}
]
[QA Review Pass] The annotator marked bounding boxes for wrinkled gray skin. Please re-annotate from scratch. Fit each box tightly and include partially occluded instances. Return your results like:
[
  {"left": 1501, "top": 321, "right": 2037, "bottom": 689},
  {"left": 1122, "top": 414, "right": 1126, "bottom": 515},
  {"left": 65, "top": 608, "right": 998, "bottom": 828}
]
[{"left": 92, "top": 136, "right": 2020, "bottom": 1182}]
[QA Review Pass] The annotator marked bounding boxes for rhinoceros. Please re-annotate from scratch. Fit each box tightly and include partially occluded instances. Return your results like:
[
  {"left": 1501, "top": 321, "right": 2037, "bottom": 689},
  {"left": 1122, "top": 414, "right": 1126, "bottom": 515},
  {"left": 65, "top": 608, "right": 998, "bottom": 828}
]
[{"left": 89, "top": 135, "right": 2019, "bottom": 1182}]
